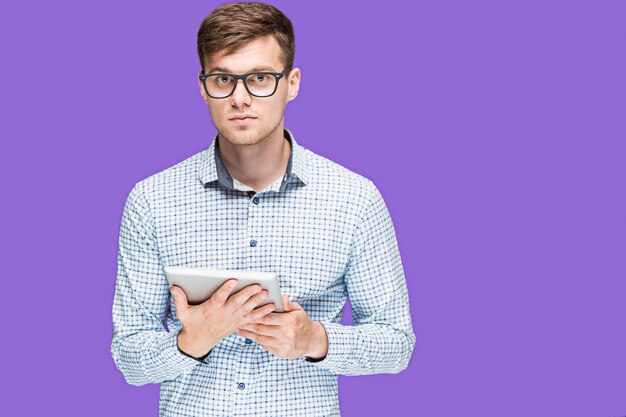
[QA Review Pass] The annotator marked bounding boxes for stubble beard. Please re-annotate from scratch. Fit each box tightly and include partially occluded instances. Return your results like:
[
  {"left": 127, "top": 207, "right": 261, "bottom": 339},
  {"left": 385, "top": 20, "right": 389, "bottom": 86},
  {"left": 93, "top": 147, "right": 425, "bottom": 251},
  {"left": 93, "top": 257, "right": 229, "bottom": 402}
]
[{"left": 217, "top": 118, "right": 283, "bottom": 148}]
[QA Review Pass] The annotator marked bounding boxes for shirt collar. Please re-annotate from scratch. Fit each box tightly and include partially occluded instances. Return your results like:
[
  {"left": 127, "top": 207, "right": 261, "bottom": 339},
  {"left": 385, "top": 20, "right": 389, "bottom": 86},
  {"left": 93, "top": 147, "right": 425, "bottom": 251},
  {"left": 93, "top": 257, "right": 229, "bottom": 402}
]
[{"left": 198, "top": 129, "right": 309, "bottom": 191}]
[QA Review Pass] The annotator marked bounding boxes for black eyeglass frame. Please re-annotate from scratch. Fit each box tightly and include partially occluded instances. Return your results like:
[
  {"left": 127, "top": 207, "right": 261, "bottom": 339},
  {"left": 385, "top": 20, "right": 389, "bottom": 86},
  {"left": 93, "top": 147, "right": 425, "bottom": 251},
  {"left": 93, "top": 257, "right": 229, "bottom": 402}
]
[{"left": 199, "top": 70, "right": 287, "bottom": 99}]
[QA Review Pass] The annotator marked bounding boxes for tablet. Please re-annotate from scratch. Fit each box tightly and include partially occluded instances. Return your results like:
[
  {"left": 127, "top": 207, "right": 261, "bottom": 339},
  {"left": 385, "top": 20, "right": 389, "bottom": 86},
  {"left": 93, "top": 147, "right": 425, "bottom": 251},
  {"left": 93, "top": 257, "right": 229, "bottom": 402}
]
[{"left": 163, "top": 266, "right": 284, "bottom": 312}]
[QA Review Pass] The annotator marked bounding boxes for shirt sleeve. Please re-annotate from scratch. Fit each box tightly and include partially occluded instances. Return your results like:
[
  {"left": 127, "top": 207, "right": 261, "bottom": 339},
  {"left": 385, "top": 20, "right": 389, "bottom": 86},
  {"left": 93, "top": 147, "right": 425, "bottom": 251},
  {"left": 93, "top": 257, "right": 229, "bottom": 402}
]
[
  {"left": 110, "top": 184, "right": 201, "bottom": 386},
  {"left": 306, "top": 182, "right": 416, "bottom": 375}
]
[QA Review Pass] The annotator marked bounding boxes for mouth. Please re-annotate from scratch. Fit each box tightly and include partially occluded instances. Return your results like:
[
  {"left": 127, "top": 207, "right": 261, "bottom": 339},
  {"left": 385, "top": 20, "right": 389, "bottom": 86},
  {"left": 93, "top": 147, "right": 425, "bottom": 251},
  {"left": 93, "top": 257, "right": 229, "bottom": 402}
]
[{"left": 229, "top": 115, "right": 257, "bottom": 122}]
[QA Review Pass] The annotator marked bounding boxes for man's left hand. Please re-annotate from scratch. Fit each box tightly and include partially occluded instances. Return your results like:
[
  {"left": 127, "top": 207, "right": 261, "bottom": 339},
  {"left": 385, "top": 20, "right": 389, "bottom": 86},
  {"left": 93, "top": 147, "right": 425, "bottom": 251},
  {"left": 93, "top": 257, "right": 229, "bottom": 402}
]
[{"left": 237, "top": 295, "right": 329, "bottom": 360}]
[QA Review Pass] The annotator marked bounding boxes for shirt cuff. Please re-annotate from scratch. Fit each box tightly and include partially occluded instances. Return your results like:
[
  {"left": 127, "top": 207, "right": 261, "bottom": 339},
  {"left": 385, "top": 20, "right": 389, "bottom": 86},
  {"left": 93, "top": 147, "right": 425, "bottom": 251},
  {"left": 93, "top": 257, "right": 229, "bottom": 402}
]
[
  {"left": 304, "top": 322, "right": 355, "bottom": 370},
  {"left": 177, "top": 344, "right": 212, "bottom": 362},
  {"left": 145, "top": 329, "right": 206, "bottom": 375}
]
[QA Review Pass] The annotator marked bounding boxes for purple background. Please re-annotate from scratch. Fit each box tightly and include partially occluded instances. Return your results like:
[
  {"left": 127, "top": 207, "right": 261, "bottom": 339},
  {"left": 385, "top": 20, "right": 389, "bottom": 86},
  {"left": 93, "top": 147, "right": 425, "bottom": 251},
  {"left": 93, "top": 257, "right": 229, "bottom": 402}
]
[{"left": 2, "top": 1, "right": 625, "bottom": 416}]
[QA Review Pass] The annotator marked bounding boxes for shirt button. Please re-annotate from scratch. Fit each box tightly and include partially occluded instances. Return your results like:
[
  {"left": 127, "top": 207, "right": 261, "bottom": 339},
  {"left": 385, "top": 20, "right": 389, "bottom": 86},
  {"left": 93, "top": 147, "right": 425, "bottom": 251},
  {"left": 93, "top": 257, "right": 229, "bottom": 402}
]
[
  {"left": 238, "top": 382, "right": 245, "bottom": 390},
  {"left": 245, "top": 338, "right": 252, "bottom": 344},
  {"left": 252, "top": 197, "right": 260, "bottom": 205},
  {"left": 250, "top": 240, "right": 257, "bottom": 247}
]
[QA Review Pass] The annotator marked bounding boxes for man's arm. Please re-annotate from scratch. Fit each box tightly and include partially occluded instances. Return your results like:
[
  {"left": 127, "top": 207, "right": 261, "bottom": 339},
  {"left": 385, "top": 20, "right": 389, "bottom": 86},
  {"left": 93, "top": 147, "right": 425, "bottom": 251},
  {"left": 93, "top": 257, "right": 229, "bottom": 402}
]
[
  {"left": 111, "top": 184, "right": 202, "bottom": 386},
  {"left": 111, "top": 184, "right": 276, "bottom": 385},
  {"left": 239, "top": 182, "right": 415, "bottom": 374},
  {"left": 305, "top": 183, "right": 416, "bottom": 375}
]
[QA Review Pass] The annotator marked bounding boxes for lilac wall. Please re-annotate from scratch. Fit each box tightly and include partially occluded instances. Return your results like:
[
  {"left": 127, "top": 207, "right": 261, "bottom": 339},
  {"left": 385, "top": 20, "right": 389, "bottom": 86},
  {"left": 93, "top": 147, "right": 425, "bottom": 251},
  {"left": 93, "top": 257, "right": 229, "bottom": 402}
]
[{"left": 2, "top": 1, "right": 625, "bottom": 416}]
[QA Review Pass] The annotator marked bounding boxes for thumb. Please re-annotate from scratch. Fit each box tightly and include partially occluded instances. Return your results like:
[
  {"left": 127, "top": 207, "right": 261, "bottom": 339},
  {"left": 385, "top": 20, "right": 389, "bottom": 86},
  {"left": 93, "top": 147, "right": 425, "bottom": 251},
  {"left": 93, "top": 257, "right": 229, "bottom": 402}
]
[
  {"left": 281, "top": 294, "right": 290, "bottom": 312},
  {"left": 281, "top": 294, "right": 302, "bottom": 312},
  {"left": 170, "top": 286, "right": 188, "bottom": 313}
]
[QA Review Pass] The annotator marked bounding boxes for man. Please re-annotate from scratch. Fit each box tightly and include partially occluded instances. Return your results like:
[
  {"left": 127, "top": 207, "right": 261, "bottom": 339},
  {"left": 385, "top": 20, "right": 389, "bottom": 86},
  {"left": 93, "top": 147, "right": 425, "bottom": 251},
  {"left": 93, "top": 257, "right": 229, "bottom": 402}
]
[{"left": 111, "top": 2, "right": 415, "bottom": 416}]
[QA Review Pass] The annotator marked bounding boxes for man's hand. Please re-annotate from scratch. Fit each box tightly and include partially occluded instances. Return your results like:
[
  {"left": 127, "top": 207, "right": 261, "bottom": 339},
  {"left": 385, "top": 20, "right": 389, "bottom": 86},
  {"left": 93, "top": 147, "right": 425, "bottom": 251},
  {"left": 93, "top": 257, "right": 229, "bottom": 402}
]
[
  {"left": 237, "top": 295, "right": 329, "bottom": 360},
  {"left": 171, "top": 280, "right": 276, "bottom": 359}
]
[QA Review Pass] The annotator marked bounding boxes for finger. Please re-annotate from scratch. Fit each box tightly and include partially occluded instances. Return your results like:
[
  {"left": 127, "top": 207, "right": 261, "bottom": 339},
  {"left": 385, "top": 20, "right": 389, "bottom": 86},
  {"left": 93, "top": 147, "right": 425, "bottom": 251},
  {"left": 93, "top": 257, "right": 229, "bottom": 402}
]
[
  {"left": 238, "top": 289, "right": 269, "bottom": 314},
  {"left": 227, "top": 284, "right": 262, "bottom": 310},
  {"left": 252, "top": 312, "right": 283, "bottom": 325},
  {"left": 281, "top": 294, "right": 290, "bottom": 312},
  {"left": 170, "top": 286, "right": 188, "bottom": 313},
  {"left": 239, "top": 323, "right": 280, "bottom": 337},
  {"left": 287, "top": 301, "right": 303, "bottom": 311},
  {"left": 209, "top": 279, "right": 238, "bottom": 305},
  {"left": 238, "top": 328, "right": 277, "bottom": 347},
  {"left": 243, "top": 303, "right": 276, "bottom": 323},
  {"left": 280, "top": 295, "right": 302, "bottom": 312}
]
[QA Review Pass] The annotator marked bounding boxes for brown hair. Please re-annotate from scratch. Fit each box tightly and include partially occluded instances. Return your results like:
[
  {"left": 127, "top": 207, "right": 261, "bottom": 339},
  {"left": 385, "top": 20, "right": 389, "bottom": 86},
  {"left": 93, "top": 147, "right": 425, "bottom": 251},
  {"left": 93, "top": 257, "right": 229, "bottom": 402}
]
[{"left": 197, "top": 2, "right": 295, "bottom": 73}]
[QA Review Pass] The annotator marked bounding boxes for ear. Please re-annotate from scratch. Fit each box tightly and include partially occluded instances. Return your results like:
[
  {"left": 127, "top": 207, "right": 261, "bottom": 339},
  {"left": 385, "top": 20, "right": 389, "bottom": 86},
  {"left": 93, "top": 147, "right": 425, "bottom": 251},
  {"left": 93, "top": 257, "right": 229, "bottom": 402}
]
[
  {"left": 286, "top": 68, "right": 301, "bottom": 102},
  {"left": 198, "top": 77, "right": 210, "bottom": 104}
]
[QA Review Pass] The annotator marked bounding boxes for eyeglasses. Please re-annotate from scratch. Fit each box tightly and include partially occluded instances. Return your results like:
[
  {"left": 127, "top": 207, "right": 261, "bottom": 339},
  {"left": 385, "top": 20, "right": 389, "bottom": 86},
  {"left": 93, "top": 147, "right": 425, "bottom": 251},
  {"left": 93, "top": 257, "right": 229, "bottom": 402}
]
[{"left": 199, "top": 70, "right": 286, "bottom": 99}]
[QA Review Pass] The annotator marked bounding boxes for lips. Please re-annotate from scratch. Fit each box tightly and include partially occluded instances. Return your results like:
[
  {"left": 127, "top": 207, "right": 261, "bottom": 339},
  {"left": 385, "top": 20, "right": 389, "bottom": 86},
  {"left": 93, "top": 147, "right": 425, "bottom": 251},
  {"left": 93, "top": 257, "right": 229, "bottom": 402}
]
[{"left": 229, "top": 115, "right": 256, "bottom": 121}]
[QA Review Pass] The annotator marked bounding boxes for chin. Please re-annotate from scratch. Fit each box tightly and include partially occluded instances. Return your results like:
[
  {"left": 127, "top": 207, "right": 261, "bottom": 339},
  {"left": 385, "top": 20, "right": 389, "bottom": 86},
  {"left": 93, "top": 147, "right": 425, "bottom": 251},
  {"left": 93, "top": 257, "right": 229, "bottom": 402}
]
[{"left": 219, "top": 127, "right": 266, "bottom": 147}]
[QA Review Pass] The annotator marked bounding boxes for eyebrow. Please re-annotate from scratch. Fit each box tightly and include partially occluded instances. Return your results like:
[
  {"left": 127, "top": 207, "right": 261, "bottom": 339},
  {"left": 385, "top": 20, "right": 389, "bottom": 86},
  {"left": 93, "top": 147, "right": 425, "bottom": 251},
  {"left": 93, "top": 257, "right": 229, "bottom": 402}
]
[{"left": 206, "top": 65, "right": 279, "bottom": 74}]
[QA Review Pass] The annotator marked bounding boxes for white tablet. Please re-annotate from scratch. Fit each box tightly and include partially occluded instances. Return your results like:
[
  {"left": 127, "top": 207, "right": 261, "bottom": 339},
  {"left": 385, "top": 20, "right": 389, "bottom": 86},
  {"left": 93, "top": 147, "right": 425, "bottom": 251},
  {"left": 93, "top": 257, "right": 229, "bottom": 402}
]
[{"left": 163, "top": 266, "right": 284, "bottom": 312}]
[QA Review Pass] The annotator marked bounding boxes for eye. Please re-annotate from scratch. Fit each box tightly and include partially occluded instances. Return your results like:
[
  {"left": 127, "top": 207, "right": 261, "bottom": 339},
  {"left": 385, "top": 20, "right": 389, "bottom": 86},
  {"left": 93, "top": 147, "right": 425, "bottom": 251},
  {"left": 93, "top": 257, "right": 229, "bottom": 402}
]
[
  {"left": 217, "top": 75, "right": 231, "bottom": 84},
  {"left": 254, "top": 74, "right": 267, "bottom": 82}
]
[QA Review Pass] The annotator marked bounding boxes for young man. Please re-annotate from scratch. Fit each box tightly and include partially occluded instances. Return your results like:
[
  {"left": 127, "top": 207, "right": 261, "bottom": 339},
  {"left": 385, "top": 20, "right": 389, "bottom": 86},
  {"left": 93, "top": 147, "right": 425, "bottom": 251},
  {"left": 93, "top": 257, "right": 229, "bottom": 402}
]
[{"left": 111, "top": 3, "right": 415, "bottom": 416}]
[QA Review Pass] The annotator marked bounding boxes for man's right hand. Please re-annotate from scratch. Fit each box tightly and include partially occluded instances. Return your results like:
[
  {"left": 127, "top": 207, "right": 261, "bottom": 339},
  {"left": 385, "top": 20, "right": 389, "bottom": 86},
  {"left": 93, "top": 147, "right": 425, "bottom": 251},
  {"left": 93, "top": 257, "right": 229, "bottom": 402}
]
[{"left": 170, "top": 279, "right": 275, "bottom": 359}]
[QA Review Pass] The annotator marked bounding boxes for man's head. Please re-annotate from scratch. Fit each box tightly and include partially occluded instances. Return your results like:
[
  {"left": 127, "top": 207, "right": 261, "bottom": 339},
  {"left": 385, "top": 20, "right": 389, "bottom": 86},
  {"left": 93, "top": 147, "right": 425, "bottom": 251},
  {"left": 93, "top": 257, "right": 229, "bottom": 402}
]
[{"left": 197, "top": 2, "right": 300, "bottom": 147}]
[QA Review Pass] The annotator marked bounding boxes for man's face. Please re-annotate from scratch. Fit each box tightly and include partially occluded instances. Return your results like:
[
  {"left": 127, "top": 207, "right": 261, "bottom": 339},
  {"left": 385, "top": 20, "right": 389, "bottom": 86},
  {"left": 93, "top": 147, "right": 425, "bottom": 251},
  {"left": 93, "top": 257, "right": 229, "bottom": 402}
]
[{"left": 199, "top": 36, "right": 300, "bottom": 147}]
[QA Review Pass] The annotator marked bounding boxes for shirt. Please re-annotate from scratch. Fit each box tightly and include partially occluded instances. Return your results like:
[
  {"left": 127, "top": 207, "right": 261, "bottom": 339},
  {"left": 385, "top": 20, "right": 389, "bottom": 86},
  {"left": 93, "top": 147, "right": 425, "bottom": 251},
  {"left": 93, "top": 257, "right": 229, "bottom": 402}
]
[{"left": 111, "top": 129, "right": 416, "bottom": 417}]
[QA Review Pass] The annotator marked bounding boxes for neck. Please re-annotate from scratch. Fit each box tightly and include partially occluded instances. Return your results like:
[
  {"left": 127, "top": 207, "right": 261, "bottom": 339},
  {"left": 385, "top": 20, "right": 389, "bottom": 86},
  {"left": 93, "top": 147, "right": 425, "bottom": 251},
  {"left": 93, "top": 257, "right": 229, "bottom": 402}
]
[{"left": 218, "top": 127, "right": 291, "bottom": 193}]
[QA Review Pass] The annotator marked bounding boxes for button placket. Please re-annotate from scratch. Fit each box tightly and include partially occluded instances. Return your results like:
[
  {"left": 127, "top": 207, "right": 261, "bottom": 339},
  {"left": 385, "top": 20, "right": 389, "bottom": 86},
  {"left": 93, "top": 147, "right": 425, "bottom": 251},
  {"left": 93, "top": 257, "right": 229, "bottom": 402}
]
[
  {"left": 247, "top": 193, "right": 260, "bottom": 251},
  {"left": 233, "top": 353, "right": 251, "bottom": 412},
  {"left": 232, "top": 353, "right": 249, "bottom": 415}
]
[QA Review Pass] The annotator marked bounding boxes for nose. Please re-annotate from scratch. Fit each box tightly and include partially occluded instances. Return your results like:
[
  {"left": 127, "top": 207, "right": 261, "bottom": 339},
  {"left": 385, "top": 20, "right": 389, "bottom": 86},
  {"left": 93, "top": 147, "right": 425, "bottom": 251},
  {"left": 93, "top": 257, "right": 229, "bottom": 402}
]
[{"left": 230, "top": 79, "right": 252, "bottom": 108}]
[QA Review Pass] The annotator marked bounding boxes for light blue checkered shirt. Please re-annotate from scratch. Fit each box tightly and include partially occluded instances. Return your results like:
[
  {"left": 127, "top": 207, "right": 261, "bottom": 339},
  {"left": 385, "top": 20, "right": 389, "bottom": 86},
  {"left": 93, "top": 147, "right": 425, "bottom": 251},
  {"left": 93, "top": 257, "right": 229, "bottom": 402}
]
[{"left": 111, "top": 130, "right": 415, "bottom": 417}]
